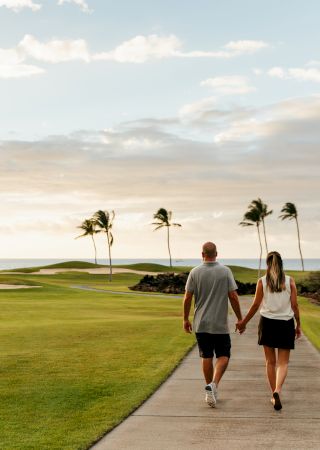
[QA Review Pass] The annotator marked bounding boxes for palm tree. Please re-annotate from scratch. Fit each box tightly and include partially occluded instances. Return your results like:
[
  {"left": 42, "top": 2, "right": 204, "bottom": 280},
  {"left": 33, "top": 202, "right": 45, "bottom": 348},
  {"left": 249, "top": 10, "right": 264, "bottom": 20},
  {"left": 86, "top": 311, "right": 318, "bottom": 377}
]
[
  {"left": 75, "top": 219, "right": 98, "bottom": 265},
  {"left": 93, "top": 210, "right": 115, "bottom": 281},
  {"left": 249, "top": 198, "right": 273, "bottom": 254},
  {"left": 152, "top": 208, "right": 181, "bottom": 268},
  {"left": 239, "top": 208, "right": 263, "bottom": 278},
  {"left": 279, "top": 202, "right": 304, "bottom": 271}
]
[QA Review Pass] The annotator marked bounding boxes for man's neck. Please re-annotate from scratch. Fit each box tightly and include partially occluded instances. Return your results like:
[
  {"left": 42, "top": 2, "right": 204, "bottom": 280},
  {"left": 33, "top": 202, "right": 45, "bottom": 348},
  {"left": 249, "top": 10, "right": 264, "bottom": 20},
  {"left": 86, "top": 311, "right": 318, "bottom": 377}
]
[{"left": 203, "top": 258, "right": 217, "bottom": 263}]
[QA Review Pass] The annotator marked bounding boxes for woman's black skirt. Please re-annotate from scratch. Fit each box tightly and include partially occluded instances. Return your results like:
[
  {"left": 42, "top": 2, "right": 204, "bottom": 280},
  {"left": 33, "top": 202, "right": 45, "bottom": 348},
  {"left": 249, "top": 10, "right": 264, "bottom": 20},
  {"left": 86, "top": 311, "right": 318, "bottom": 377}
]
[{"left": 258, "top": 315, "right": 295, "bottom": 349}]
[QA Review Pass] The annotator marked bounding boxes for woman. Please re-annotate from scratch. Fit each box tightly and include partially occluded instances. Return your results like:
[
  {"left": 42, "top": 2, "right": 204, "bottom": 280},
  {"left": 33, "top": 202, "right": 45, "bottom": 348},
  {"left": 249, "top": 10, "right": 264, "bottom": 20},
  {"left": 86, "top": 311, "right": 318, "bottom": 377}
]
[{"left": 236, "top": 251, "right": 301, "bottom": 410}]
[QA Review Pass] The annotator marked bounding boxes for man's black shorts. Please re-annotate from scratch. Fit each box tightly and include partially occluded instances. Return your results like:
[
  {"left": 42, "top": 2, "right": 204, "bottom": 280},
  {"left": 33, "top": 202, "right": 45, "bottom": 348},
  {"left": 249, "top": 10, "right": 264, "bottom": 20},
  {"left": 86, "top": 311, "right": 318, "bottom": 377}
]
[{"left": 195, "top": 333, "right": 231, "bottom": 358}]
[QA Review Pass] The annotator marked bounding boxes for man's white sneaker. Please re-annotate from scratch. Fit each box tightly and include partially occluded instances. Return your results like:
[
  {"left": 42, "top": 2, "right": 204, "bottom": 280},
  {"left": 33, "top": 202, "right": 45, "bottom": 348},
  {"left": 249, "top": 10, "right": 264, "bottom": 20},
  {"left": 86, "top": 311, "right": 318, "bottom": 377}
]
[
  {"left": 205, "top": 383, "right": 216, "bottom": 407},
  {"left": 212, "top": 382, "right": 218, "bottom": 400}
]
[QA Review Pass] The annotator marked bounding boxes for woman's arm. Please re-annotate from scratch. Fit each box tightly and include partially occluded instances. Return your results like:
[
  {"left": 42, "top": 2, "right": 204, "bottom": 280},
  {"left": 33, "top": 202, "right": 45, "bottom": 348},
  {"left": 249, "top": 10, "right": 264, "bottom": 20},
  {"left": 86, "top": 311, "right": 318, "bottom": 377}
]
[
  {"left": 290, "top": 277, "right": 301, "bottom": 339},
  {"left": 236, "top": 279, "right": 264, "bottom": 333}
]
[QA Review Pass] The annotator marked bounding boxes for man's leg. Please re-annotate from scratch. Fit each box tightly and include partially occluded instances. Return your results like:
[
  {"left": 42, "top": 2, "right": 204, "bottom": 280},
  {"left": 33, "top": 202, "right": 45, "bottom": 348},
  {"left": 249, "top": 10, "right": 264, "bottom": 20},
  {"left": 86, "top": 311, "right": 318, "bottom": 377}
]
[
  {"left": 213, "top": 356, "right": 229, "bottom": 386},
  {"left": 202, "top": 357, "right": 214, "bottom": 384}
]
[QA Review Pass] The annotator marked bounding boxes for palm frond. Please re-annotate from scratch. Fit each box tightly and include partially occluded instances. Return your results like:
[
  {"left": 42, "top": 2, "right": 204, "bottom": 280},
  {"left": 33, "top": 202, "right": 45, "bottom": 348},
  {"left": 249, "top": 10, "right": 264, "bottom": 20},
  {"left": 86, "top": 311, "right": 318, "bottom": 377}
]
[
  {"left": 239, "top": 221, "right": 254, "bottom": 227},
  {"left": 279, "top": 202, "right": 297, "bottom": 220}
]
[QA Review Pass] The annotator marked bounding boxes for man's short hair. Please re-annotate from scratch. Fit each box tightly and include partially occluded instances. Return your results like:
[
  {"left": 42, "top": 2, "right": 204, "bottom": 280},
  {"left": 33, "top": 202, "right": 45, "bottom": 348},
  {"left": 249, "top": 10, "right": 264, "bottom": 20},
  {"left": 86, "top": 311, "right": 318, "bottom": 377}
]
[{"left": 202, "top": 242, "right": 217, "bottom": 258}]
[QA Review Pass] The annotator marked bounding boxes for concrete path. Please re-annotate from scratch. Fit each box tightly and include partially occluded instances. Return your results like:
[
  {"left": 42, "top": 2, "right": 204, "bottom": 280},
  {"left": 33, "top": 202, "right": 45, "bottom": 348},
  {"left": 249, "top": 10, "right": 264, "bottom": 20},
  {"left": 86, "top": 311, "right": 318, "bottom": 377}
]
[{"left": 91, "top": 297, "right": 320, "bottom": 450}]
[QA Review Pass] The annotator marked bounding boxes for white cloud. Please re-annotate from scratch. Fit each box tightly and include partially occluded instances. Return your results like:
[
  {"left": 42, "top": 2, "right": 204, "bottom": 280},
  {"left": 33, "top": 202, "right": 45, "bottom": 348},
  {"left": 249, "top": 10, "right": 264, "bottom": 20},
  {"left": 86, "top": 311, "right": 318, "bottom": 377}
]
[
  {"left": 288, "top": 68, "right": 320, "bottom": 82},
  {"left": 224, "top": 40, "right": 268, "bottom": 54},
  {"left": 213, "top": 118, "right": 263, "bottom": 143},
  {"left": 177, "top": 40, "right": 268, "bottom": 59},
  {"left": 0, "top": 0, "right": 41, "bottom": 11},
  {"left": 94, "top": 36, "right": 269, "bottom": 63},
  {"left": 200, "top": 75, "right": 256, "bottom": 95},
  {"left": 268, "top": 66, "right": 320, "bottom": 82},
  {"left": 179, "top": 96, "right": 217, "bottom": 120},
  {"left": 0, "top": 46, "right": 44, "bottom": 79},
  {"left": 93, "top": 34, "right": 181, "bottom": 63},
  {"left": 0, "top": 34, "right": 269, "bottom": 79},
  {"left": 0, "top": 48, "right": 24, "bottom": 65},
  {"left": 0, "top": 0, "right": 92, "bottom": 12},
  {"left": 253, "top": 68, "right": 263, "bottom": 75},
  {"left": 212, "top": 95, "right": 320, "bottom": 144},
  {"left": 268, "top": 66, "right": 287, "bottom": 79},
  {"left": 57, "top": 0, "right": 91, "bottom": 13},
  {"left": 18, "top": 34, "right": 90, "bottom": 63},
  {"left": 306, "top": 60, "right": 320, "bottom": 67},
  {"left": 0, "top": 63, "right": 44, "bottom": 78}
]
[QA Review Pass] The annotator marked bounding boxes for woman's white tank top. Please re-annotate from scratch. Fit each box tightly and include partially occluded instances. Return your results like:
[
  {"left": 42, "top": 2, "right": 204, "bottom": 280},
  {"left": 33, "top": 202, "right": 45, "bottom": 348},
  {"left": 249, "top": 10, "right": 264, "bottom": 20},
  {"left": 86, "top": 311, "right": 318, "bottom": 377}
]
[{"left": 260, "top": 275, "right": 294, "bottom": 321}]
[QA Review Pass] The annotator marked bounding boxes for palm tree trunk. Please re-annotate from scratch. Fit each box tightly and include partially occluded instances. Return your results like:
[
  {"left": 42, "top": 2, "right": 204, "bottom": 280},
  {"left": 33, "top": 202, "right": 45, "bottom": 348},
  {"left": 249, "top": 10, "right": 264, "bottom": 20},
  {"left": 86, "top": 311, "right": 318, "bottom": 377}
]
[
  {"left": 107, "top": 233, "right": 112, "bottom": 281},
  {"left": 256, "top": 223, "right": 263, "bottom": 279},
  {"left": 262, "top": 218, "right": 268, "bottom": 254},
  {"left": 167, "top": 226, "right": 172, "bottom": 268},
  {"left": 91, "top": 235, "right": 97, "bottom": 265},
  {"left": 295, "top": 217, "right": 304, "bottom": 271}
]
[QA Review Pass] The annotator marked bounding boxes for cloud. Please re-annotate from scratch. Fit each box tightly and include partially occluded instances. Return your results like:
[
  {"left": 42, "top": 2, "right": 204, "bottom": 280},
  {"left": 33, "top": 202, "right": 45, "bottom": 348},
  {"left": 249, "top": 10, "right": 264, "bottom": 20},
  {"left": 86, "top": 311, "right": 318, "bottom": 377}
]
[
  {"left": 57, "top": 0, "right": 91, "bottom": 13},
  {"left": 0, "top": 34, "right": 269, "bottom": 78},
  {"left": 0, "top": 35, "right": 90, "bottom": 77},
  {"left": 200, "top": 75, "right": 256, "bottom": 95},
  {"left": 268, "top": 66, "right": 286, "bottom": 79},
  {"left": 1, "top": 95, "right": 319, "bottom": 257},
  {"left": 0, "top": 47, "right": 45, "bottom": 78},
  {"left": 176, "top": 39, "right": 268, "bottom": 59},
  {"left": 93, "top": 34, "right": 181, "bottom": 63},
  {"left": 224, "top": 40, "right": 268, "bottom": 54},
  {"left": 18, "top": 34, "right": 90, "bottom": 63},
  {"left": 268, "top": 66, "right": 320, "bottom": 82},
  {"left": 0, "top": 0, "right": 91, "bottom": 12},
  {"left": 0, "top": 0, "right": 41, "bottom": 11},
  {"left": 0, "top": 63, "right": 45, "bottom": 78},
  {"left": 179, "top": 97, "right": 217, "bottom": 121},
  {"left": 93, "top": 36, "right": 269, "bottom": 63}
]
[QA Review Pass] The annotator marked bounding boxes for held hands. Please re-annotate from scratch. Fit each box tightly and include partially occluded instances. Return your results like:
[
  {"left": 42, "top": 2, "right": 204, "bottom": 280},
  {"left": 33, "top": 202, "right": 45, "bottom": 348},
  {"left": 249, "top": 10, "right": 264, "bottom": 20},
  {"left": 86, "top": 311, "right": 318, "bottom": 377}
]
[
  {"left": 295, "top": 325, "right": 301, "bottom": 339},
  {"left": 235, "top": 320, "right": 246, "bottom": 334},
  {"left": 183, "top": 319, "right": 192, "bottom": 334}
]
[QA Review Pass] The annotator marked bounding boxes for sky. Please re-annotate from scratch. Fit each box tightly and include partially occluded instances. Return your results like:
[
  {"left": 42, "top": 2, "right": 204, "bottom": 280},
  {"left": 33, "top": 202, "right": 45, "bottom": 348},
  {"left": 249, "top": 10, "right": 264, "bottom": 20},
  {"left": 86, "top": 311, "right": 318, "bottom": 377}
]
[{"left": 0, "top": 0, "right": 319, "bottom": 260}]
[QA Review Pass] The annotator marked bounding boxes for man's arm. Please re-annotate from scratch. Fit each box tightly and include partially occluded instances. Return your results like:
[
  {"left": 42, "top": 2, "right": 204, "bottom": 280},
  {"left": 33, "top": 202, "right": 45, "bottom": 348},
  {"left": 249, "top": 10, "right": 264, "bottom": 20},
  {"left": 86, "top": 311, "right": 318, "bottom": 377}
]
[
  {"left": 290, "top": 278, "right": 301, "bottom": 339},
  {"left": 183, "top": 291, "right": 193, "bottom": 333},
  {"left": 228, "top": 290, "right": 243, "bottom": 322}
]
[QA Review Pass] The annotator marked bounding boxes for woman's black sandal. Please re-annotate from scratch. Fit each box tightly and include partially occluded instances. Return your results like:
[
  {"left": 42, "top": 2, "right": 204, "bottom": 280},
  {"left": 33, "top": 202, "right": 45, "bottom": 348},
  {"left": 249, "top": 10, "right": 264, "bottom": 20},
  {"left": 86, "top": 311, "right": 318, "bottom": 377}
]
[{"left": 272, "top": 392, "right": 282, "bottom": 411}]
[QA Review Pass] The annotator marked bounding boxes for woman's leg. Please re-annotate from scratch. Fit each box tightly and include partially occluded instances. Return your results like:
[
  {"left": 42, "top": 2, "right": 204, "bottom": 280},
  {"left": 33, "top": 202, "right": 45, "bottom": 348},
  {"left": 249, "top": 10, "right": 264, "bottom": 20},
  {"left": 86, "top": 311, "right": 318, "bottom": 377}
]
[
  {"left": 275, "top": 348, "right": 290, "bottom": 393},
  {"left": 263, "top": 346, "right": 276, "bottom": 392}
]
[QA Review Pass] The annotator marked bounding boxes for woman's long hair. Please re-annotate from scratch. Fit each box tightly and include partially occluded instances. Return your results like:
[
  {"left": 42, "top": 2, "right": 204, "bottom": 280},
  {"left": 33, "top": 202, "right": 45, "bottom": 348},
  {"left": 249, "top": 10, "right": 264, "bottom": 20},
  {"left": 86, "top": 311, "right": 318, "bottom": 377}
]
[{"left": 266, "top": 251, "right": 285, "bottom": 293}]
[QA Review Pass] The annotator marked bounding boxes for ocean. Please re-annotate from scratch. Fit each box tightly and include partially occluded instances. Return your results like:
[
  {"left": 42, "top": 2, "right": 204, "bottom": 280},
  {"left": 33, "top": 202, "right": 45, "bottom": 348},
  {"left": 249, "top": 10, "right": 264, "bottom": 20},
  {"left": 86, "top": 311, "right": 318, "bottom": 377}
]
[{"left": 0, "top": 258, "right": 319, "bottom": 271}]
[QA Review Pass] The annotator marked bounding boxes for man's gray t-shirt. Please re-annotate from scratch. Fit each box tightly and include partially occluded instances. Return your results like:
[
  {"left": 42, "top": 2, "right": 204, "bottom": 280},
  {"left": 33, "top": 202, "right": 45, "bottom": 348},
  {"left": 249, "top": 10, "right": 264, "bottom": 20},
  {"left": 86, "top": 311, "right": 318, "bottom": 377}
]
[{"left": 185, "top": 262, "right": 238, "bottom": 334}]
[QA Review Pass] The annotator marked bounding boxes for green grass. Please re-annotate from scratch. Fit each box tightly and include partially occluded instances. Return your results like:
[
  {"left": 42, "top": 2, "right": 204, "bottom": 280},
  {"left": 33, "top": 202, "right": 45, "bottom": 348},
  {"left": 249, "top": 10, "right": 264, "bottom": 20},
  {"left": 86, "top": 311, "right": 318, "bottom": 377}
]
[
  {"left": 0, "top": 262, "right": 318, "bottom": 449},
  {"left": 298, "top": 296, "right": 320, "bottom": 350},
  {"left": 0, "top": 273, "right": 194, "bottom": 450}
]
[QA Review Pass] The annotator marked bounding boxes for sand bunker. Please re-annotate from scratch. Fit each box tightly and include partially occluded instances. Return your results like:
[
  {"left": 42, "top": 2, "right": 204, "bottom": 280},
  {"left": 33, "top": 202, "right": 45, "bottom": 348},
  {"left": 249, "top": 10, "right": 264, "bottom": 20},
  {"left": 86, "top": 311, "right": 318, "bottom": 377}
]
[{"left": 0, "top": 284, "right": 42, "bottom": 290}]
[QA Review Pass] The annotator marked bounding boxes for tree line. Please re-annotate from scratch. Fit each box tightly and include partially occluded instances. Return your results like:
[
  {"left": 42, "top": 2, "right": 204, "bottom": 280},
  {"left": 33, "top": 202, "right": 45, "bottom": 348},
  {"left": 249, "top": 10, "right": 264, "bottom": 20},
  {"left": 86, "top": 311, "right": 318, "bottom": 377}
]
[
  {"left": 76, "top": 208, "right": 181, "bottom": 281},
  {"left": 76, "top": 201, "right": 304, "bottom": 281},
  {"left": 239, "top": 199, "right": 304, "bottom": 276}
]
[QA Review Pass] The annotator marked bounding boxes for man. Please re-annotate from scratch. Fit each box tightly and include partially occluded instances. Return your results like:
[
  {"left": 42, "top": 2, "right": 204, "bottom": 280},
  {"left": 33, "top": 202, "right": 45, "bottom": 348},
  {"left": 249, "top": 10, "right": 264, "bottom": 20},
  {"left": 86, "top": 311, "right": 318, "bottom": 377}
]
[{"left": 183, "top": 242, "right": 243, "bottom": 407}]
